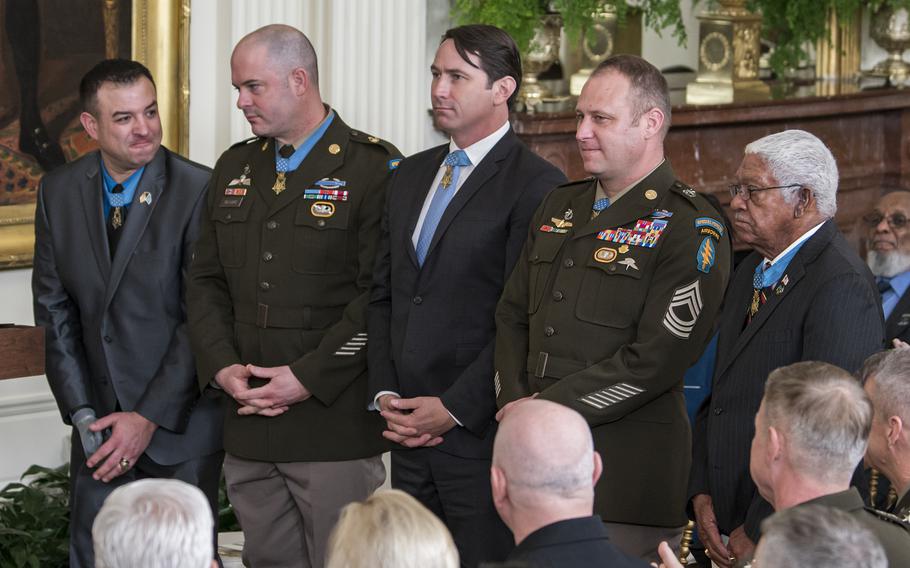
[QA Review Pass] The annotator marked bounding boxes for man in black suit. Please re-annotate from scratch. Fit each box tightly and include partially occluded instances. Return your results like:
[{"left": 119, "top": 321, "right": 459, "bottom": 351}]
[
  {"left": 689, "top": 130, "right": 884, "bottom": 567},
  {"left": 864, "top": 191, "right": 910, "bottom": 347},
  {"left": 32, "top": 59, "right": 222, "bottom": 568},
  {"left": 367, "top": 24, "right": 566, "bottom": 566},
  {"left": 490, "top": 399, "right": 649, "bottom": 568}
]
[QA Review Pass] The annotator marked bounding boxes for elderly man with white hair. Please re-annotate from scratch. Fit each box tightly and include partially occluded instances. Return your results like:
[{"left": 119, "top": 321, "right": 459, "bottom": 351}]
[
  {"left": 688, "top": 129, "right": 883, "bottom": 567},
  {"left": 490, "top": 399, "right": 648, "bottom": 567},
  {"left": 92, "top": 478, "right": 216, "bottom": 568}
]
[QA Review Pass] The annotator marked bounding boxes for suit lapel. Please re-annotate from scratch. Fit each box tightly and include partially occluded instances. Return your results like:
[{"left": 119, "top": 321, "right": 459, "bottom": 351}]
[
  {"left": 885, "top": 288, "right": 910, "bottom": 340},
  {"left": 572, "top": 161, "right": 678, "bottom": 240},
  {"left": 78, "top": 154, "right": 111, "bottom": 281},
  {"left": 404, "top": 146, "right": 448, "bottom": 267},
  {"left": 715, "top": 220, "right": 837, "bottom": 378},
  {"left": 105, "top": 148, "right": 167, "bottom": 308}
]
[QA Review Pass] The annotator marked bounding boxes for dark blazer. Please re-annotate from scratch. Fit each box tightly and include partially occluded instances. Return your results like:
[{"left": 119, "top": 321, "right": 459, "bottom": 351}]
[
  {"left": 33, "top": 147, "right": 222, "bottom": 465},
  {"left": 368, "top": 130, "right": 566, "bottom": 458},
  {"left": 885, "top": 289, "right": 910, "bottom": 345},
  {"left": 689, "top": 220, "right": 884, "bottom": 539},
  {"left": 498, "top": 516, "right": 650, "bottom": 568}
]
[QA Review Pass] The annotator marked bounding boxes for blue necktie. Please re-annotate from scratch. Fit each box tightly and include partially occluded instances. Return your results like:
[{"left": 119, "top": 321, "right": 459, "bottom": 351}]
[
  {"left": 878, "top": 277, "right": 893, "bottom": 295},
  {"left": 416, "top": 150, "right": 471, "bottom": 266},
  {"left": 592, "top": 197, "right": 610, "bottom": 219}
]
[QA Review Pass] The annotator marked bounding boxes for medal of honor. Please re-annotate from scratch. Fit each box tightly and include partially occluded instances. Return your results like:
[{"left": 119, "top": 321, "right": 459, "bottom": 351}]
[
  {"left": 441, "top": 166, "right": 454, "bottom": 189},
  {"left": 273, "top": 172, "right": 287, "bottom": 194}
]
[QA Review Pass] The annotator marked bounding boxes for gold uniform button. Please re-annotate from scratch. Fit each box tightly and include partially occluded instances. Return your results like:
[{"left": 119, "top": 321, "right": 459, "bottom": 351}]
[
  {"left": 328, "top": 143, "right": 341, "bottom": 155},
  {"left": 645, "top": 189, "right": 657, "bottom": 200}
]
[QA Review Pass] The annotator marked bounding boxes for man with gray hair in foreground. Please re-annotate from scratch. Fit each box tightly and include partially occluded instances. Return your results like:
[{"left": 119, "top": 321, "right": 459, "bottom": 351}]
[
  {"left": 861, "top": 348, "right": 910, "bottom": 519},
  {"left": 689, "top": 129, "right": 883, "bottom": 567},
  {"left": 92, "top": 478, "right": 216, "bottom": 568},
  {"left": 490, "top": 399, "right": 648, "bottom": 567},
  {"left": 748, "top": 361, "right": 910, "bottom": 567}
]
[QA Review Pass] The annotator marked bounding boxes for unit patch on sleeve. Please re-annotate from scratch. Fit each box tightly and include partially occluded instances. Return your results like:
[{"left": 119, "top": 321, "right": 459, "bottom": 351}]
[
  {"left": 663, "top": 280, "right": 703, "bottom": 339},
  {"left": 696, "top": 237, "right": 716, "bottom": 274}
]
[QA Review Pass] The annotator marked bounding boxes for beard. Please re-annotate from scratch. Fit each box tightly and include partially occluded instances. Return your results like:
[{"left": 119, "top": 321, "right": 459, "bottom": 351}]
[{"left": 867, "top": 249, "right": 910, "bottom": 278}]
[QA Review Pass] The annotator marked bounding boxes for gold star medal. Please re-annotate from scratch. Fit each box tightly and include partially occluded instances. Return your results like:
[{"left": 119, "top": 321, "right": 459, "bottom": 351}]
[
  {"left": 441, "top": 165, "right": 454, "bottom": 188},
  {"left": 273, "top": 172, "right": 287, "bottom": 194}
]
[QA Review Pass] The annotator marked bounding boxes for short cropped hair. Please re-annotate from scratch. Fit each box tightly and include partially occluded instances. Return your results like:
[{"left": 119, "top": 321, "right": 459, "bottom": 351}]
[
  {"left": 80, "top": 59, "right": 155, "bottom": 115},
  {"left": 591, "top": 54, "right": 671, "bottom": 138},
  {"left": 758, "top": 505, "right": 887, "bottom": 568},
  {"left": 442, "top": 24, "right": 522, "bottom": 109},
  {"left": 237, "top": 24, "right": 319, "bottom": 86},
  {"left": 744, "top": 129, "right": 839, "bottom": 218},
  {"left": 860, "top": 348, "right": 910, "bottom": 425},
  {"left": 326, "top": 489, "right": 458, "bottom": 568},
  {"left": 763, "top": 361, "right": 871, "bottom": 483},
  {"left": 92, "top": 478, "right": 213, "bottom": 568}
]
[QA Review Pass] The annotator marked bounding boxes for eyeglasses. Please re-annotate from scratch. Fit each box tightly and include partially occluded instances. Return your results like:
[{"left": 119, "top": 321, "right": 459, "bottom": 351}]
[
  {"left": 728, "top": 183, "right": 802, "bottom": 201},
  {"left": 863, "top": 211, "right": 909, "bottom": 230}
]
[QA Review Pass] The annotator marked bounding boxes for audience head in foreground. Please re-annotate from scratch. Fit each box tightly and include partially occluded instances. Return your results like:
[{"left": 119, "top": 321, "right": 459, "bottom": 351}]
[
  {"left": 749, "top": 361, "right": 910, "bottom": 567},
  {"left": 492, "top": 399, "right": 648, "bottom": 567},
  {"left": 757, "top": 505, "right": 887, "bottom": 568},
  {"left": 861, "top": 348, "right": 910, "bottom": 518},
  {"left": 731, "top": 129, "right": 837, "bottom": 259},
  {"left": 92, "top": 478, "right": 215, "bottom": 568},
  {"left": 325, "top": 489, "right": 458, "bottom": 568}
]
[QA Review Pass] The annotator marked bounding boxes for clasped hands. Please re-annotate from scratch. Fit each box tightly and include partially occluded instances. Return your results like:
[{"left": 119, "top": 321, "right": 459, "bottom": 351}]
[
  {"left": 377, "top": 394, "right": 455, "bottom": 448},
  {"left": 215, "top": 363, "right": 311, "bottom": 417}
]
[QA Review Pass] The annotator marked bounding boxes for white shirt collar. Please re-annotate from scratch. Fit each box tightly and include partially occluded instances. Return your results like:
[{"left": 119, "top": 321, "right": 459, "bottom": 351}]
[
  {"left": 765, "top": 220, "right": 826, "bottom": 266},
  {"left": 447, "top": 121, "right": 510, "bottom": 168}
]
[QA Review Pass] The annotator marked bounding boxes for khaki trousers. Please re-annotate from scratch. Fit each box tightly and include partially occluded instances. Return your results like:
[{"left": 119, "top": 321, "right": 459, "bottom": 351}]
[{"left": 224, "top": 453, "right": 385, "bottom": 568}]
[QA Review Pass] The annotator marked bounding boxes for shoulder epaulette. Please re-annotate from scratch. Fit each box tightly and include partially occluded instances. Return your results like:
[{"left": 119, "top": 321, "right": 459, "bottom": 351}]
[
  {"left": 229, "top": 136, "right": 262, "bottom": 150},
  {"left": 557, "top": 177, "right": 595, "bottom": 189},
  {"left": 865, "top": 506, "right": 910, "bottom": 530},
  {"left": 349, "top": 130, "right": 402, "bottom": 170}
]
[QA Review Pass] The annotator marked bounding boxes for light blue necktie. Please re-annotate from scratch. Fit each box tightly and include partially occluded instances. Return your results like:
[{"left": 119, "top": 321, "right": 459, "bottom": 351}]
[{"left": 416, "top": 150, "right": 471, "bottom": 266}]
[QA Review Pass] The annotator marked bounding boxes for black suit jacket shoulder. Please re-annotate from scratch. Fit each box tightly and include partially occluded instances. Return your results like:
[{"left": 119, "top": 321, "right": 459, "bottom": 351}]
[
  {"left": 367, "top": 130, "right": 566, "bottom": 458},
  {"left": 33, "top": 147, "right": 221, "bottom": 465},
  {"left": 689, "top": 220, "right": 884, "bottom": 537}
]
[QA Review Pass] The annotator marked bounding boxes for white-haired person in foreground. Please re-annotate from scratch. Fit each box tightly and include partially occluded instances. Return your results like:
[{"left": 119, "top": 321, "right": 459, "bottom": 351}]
[
  {"left": 92, "top": 478, "right": 216, "bottom": 568},
  {"left": 325, "top": 489, "right": 458, "bottom": 568},
  {"left": 654, "top": 505, "right": 887, "bottom": 568}
]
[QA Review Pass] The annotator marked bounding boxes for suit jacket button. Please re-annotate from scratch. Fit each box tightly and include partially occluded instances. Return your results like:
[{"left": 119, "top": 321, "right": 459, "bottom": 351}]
[
  {"left": 317, "top": 219, "right": 326, "bottom": 227},
  {"left": 266, "top": 220, "right": 278, "bottom": 230},
  {"left": 544, "top": 326, "right": 556, "bottom": 337},
  {"left": 103, "top": 335, "right": 112, "bottom": 343},
  {"left": 412, "top": 296, "right": 423, "bottom": 305},
  {"left": 714, "top": 407, "right": 723, "bottom": 415},
  {"left": 259, "top": 281, "right": 271, "bottom": 291},
  {"left": 262, "top": 252, "right": 273, "bottom": 262},
  {"left": 563, "top": 259, "right": 574, "bottom": 268},
  {"left": 552, "top": 290, "right": 564, "bottom": 301}
]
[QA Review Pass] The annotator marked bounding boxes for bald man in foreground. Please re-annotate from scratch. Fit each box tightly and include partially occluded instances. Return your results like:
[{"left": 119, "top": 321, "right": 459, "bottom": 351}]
[
  {"left": 187, "top": 24, "right": 400, "bottom": 567},
  {"left": 490, "top": 399, "right": 648, "bottom": 567}
]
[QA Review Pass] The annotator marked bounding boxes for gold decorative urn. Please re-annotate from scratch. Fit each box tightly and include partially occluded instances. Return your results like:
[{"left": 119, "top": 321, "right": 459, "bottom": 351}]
[
  {"left": 569, "top": 4, "right": 618, "bottom": 96},
  {"left": 869, "top": 6, "right": 910, "bottom": 84},
  {"left": 518, "top": 13, "right": 562, "bottom": 112},
  {"left": 685, "top": 0, "right": 770, "bottom": 104}
]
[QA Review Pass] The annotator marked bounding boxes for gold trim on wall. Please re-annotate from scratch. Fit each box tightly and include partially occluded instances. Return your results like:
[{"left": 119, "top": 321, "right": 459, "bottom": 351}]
[{"left": 132, "top": 0, "right": 191, "bottom": 156}]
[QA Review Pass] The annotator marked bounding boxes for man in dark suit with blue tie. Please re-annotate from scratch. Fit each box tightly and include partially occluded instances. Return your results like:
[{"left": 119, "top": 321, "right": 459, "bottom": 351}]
[
  {"left": 688, "top": 130, "right": 884, "bottom": 567},
  {"left": 32, "top": 59, "right": 222, "bottom": 568},
  {"left": 367, "top": 24, "right": 566, "bottom": 566}
]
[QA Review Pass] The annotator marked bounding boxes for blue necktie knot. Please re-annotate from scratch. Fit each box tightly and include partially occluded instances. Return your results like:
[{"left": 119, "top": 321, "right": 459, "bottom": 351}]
[
  {"left": 444, "top": 149, "right": 471, "bottom": 168},
  {"left": 878, "top": 277, "right": 893, "bottom": 294}
]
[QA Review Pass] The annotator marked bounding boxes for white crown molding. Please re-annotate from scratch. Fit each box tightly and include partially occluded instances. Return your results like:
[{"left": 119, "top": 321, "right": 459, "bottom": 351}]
[{"left": 0, "top": 392, "right": 59, "bottom": 418}]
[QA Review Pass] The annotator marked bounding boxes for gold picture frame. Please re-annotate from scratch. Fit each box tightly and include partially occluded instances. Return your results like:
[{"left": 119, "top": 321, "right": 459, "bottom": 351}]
[{"left": 0, "top": 0, "right": 190, "bottom": 269}]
